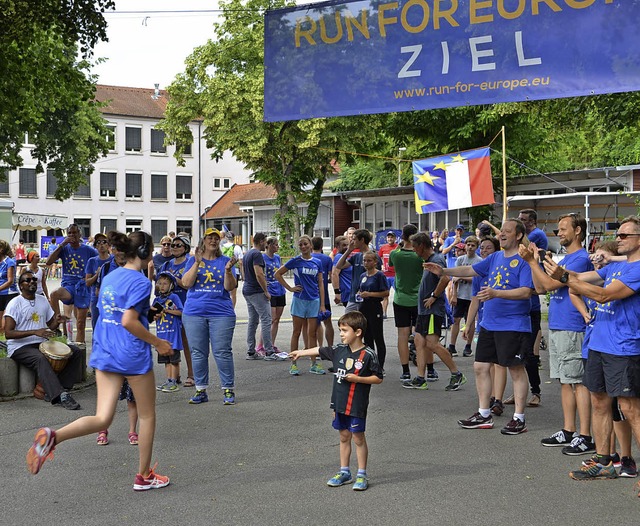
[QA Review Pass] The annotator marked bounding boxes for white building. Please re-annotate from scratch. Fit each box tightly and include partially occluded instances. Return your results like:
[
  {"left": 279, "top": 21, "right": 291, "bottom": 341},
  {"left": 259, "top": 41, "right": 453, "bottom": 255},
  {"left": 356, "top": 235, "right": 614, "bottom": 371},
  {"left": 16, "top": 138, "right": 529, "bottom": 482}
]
[{"left": 1, "top": 84, "right": 251, "bottom": 247}]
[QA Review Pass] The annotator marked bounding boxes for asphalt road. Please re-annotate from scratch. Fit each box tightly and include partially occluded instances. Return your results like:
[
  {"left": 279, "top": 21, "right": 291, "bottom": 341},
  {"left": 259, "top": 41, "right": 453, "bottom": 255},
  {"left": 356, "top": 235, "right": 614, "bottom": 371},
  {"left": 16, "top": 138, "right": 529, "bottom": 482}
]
[{"left": 0, "top": 285, "right": 638, "bottom": 525}]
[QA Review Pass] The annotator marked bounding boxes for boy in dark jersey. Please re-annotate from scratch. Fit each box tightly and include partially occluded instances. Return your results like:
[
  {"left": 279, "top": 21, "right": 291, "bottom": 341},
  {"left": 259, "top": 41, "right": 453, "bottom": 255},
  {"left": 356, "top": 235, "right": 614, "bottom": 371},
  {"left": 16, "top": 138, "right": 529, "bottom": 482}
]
[{"left": 289, "top": 311, "right": 383, "bottom": 491}]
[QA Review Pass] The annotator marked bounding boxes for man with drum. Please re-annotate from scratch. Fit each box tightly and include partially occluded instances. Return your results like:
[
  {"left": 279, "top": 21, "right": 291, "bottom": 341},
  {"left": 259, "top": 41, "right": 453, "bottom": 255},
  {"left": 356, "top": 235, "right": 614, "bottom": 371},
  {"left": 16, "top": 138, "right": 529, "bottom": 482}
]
[{"left": 5, "top": 271, "right": 82, "bottom": 409}]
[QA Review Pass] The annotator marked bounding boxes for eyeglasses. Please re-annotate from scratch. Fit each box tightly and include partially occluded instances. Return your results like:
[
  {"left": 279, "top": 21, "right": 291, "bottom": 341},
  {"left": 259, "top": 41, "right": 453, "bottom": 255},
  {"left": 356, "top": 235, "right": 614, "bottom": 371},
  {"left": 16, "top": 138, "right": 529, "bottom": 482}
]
[
  {"left": 170, "top": 244, "right": 184, "bottom": 248},
  {"left": 615, "top": 233, "right": 640, "bottom": 240},
  {"left": 20, "top": 277, "right": 38, "bottom": 284},
  {"left": 95, "top": 240, "right": 108, "bottom": 245},
  {"left": 162, "top": 243, "right": 171, "bottom": 246}
]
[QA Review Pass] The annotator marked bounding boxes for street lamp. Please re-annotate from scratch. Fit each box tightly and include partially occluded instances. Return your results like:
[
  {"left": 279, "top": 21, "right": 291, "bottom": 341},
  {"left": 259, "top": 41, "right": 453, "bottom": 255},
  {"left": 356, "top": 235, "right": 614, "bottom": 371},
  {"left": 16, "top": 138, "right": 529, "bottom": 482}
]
[{"left": 397, "top": 147, "right": 407, "bottom": 187}]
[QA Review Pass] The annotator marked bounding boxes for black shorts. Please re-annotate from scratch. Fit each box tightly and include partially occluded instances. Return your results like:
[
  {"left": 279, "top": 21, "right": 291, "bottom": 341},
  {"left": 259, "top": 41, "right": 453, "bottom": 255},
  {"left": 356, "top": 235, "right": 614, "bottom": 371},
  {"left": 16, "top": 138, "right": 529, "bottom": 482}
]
[
  {"left": 530, "top": 310, "right": 541, "bottom": 334},
  {"left": 453, "top": 299, "right": 471, "bottom": 319},
  {"left": 393, "top": 302, "right": 418, "bottom": 328},
  {"left": 475, "top": 328, "right": 529, "bottom": 367},
  {"left": 612, "top": 396, "right": 626, "bottom": 422},
  {"left": 415, "top": 314, "right": 443, "bottom": 337},
  {"left": 158, "top": 349, "right": 181, "bottom": 365},
  {"left": 270, "top": 294, "right": 286, "bottom": 308},
  {"left": 0, "top": 293, "right": 18, "bottom": 311},
  {"left": 583, "top": 350, "right": 640, "bottom": 398}
]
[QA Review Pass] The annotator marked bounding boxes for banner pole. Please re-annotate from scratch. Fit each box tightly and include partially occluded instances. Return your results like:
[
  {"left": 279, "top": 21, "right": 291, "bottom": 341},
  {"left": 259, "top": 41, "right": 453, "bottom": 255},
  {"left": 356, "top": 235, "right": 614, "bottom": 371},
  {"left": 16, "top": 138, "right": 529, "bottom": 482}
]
[{"left": 502, "top": 126, "right": 507, "bottom": 222}]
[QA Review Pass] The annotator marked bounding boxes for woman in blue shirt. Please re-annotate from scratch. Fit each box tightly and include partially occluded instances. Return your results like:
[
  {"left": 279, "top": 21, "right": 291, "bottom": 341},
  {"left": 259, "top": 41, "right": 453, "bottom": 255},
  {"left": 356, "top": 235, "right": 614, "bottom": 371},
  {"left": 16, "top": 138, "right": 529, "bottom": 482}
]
[
  {"left": 181, "top": 228, "right": 238, "bottom": 406},
  {"left": 27, "top": 230, "right": 173, "bottom": 491}
]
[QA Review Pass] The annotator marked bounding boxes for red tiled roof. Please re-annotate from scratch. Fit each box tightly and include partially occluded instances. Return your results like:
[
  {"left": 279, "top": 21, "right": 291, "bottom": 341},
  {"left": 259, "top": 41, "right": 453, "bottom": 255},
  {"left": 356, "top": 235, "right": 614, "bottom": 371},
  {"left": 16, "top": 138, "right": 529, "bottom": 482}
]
[
  {"left": 203, "top": 182, "right": 277, "bottom": 219},
  {"left": 95, "top": 84, "right": 168, "bottom": 119}
]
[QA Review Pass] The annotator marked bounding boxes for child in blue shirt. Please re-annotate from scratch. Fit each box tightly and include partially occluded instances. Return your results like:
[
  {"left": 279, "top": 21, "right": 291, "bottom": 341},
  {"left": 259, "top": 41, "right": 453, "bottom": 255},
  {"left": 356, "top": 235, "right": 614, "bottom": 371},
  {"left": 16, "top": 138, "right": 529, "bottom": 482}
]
[{"left": 153, "top": 272, "right": 184, "bottom": 393}]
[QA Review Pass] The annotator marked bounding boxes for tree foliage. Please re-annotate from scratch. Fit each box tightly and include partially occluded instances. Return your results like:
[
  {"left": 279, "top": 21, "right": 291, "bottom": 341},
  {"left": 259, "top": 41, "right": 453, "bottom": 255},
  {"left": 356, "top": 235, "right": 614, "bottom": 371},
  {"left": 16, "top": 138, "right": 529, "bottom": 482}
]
[
  {"left": 0, "top": 0, "right": 114, "bottom": 199},
  {"left": 161, "top": 0, "right": 383, "bottom": 246}
]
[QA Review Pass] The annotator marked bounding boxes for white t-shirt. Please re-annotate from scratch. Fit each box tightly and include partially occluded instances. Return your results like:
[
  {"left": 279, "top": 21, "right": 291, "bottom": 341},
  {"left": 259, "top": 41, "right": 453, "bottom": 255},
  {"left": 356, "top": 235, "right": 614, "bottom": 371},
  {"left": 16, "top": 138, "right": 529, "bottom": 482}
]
[
  {"left": 455, "top": 254, "right": 482, "bottom": 301},
  {"left": 4, "top": 295, "right": 54, "bottom": 357}
]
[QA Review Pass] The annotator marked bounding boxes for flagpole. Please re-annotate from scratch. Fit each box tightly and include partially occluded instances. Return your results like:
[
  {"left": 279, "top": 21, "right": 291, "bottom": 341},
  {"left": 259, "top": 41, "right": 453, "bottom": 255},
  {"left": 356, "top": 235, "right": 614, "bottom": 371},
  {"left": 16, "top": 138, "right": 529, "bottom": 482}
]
[{"left": 502, "top": 126, "right": 507, "bottom": 222}]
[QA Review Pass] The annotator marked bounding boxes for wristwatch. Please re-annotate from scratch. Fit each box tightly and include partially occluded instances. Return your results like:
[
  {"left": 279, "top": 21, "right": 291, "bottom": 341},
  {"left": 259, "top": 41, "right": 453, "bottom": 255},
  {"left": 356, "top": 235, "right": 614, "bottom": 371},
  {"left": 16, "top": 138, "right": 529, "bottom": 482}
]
[
  {"left": 430, "top": 292, "right": 439, "bottom": 298},
  {"left": 559, "top": 271, "right": 570, "bottom": 284}
]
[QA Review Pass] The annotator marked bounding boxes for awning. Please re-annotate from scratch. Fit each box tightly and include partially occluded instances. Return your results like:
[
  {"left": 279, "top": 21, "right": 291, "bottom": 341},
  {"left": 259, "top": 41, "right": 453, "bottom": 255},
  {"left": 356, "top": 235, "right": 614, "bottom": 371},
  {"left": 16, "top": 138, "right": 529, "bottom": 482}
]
[{"left": 12, "top": 212, "right": 68, "bottom": 231}]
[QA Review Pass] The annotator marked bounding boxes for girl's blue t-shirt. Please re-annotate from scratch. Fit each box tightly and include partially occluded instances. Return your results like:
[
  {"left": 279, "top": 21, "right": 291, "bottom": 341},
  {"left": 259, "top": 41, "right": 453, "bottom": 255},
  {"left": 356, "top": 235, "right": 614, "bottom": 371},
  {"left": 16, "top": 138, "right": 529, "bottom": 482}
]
[
  {"left": 89, "top": 267, "right": 153, "bottom": 375},
  {"left": 548, "top": 248, "right": 593, "bottom": 332},
  {"left": 85, "top": 255, "right": 113, "bottom": 302},
  {"left": 263, "top": 252, "right": 286, "bottom": 297},
  {"left": 154, "top": 292, "right": 184, "bottom": 350},
  {"left": 284, "top": 255, "right": 322, "bottom": 301},
  {"left": 472, "top": 251, "right": 534, "bottom": 333},
  {"left": 0, "top": 257, "right": 18, "bottom": 295},
  {"left": 589, "top": 260, "right": 640, "bottom": 357},
  {"left": 356, "top": 270, "right": 389, "bottom": 304},
  {"left": 182, "top": 256, "right": 236, "bottom": 318},
  {"left": 160, "top": 256, "right": 193, "bottom": 304}
]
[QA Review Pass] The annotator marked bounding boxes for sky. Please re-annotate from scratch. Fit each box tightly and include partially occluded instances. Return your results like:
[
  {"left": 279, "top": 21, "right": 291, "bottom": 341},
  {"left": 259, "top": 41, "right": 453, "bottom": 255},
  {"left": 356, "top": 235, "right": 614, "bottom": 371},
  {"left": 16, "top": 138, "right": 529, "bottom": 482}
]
[{"left": 91, "top": 0, "right": 224, "bottom": 89}]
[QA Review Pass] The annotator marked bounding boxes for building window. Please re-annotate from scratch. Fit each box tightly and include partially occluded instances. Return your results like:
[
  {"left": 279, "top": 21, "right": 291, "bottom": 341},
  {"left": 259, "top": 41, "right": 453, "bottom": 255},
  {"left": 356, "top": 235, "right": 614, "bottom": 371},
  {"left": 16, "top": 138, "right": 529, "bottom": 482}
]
[
  {"left": 74, "top": 175, "right": 91, "bottom": 198},
  {"left": 151, "top": 173, "right": 167, "bottom": 200},
  {"left": 22, "top": 230, "right": 37, "bottom": 244},
  {"left": 126, "top": 172, "right": 142, "bottom": 199},
  {"left": 176, "top": 219, "right": 193, "bottom": 237},
  {"left": 125, "top": 126, "right": 142, "bottom": 152},
  {"left": 19, "top": 168, "right": 37, "bottom": 197},
  {"left": 106, "top": 124, "right": 116, "bottom": 151},
  {"left": 46, "top": 169, "right": 57, "bottom": 197},
  {"left": 0, "top": 169, "right": 9, "bottom": 196},
  {"left": 151, "top": 219, "right": 168, "bottom": 242},
  {"left": 100, "top": 218, "right": 117, "bottom": 234},
  {"left": 100, "top": 171, "right": 117, "bottom": 198},
  {"left": 213, "top": 177, "right": 231, "bottom": 190},
  {"left": 150, "top": 129, "right": 166, "bottom": 154},
  {"left": 125, "top": 218, "right": 143, "bottom": 234},
  {"left": 182, "top": 141, "right": 192, "bottom": 156},
  {"left": 176, "top": 174, "right": 192, "bottom": 200},
  {"left": 74, "top": 218, "right": 91, "bottom": 238}
]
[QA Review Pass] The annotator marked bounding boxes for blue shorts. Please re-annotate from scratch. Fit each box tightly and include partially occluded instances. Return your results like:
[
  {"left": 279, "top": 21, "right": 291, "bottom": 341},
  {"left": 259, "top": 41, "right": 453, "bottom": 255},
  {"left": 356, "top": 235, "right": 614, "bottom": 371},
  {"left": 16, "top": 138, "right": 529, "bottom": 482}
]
[
  {"left": 332, "top": 413, "right": 366, "bottom": 433},
  {"left": 386, "top": 276, "right": 395, "bottom": 290},
  {"left": 61, "top": 281, "right": 91, "bottom": 309},
  {"left": 290, "top": 297, "right": 320, "bottom": 319}
]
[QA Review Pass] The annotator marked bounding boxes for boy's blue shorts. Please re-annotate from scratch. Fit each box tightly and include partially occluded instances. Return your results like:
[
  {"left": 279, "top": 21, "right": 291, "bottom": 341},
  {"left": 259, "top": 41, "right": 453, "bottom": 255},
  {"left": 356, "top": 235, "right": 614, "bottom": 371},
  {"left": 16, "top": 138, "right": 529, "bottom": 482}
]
[{"left": 332, "top": 413, "right": 366, "bottom": 433}]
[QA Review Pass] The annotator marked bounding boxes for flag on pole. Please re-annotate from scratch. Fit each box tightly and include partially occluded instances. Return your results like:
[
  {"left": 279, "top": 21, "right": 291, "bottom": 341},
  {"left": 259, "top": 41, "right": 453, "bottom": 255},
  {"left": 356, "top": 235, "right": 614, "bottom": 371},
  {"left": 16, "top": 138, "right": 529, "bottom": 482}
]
[{"left": 412, "top": 147, "right": 494, "bottom": 214}]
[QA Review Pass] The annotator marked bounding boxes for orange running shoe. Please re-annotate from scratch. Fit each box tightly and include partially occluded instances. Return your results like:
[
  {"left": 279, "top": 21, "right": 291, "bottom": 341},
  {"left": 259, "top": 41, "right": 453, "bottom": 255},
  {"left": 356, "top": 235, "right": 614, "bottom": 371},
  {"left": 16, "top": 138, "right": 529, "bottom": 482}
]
[
  {"left": 133, "top": 464, "right": 170, "bottom": 491},
  {"left": 26, "top": 427, "right": 56, "bottom": 475}
]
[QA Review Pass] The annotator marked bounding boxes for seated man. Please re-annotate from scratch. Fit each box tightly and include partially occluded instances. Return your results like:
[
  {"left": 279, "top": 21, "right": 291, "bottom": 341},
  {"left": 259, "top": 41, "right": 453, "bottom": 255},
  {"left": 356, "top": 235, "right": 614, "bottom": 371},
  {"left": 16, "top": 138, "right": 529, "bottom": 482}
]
[{"left": 5, "top": 271, "right": 82, "bottom": 409}]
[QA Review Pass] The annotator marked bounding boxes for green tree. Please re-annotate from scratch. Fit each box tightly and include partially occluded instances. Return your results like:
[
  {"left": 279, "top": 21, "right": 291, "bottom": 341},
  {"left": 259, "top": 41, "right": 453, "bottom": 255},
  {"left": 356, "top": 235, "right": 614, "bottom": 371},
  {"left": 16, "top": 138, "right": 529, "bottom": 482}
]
[
  {"left": 160, "top": 0, "right": 383, "bottom": 245},
  {"left": 0, "top": 0, "right": 114, "bottom": 199}
]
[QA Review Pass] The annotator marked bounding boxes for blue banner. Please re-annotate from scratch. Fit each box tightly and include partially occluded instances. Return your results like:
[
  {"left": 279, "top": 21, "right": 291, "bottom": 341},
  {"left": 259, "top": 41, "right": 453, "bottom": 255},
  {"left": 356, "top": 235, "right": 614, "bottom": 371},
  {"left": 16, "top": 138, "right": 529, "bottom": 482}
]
[{"left": 264, "top": 0, "right": 640, "bottom": 121}]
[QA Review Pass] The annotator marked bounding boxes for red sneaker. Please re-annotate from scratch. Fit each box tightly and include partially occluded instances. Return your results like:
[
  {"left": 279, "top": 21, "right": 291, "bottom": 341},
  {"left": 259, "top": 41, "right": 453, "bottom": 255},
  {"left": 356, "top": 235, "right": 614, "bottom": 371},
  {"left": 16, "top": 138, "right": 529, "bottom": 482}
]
[
  {"left": 26, "top": 427, "right": 56, "bottom": 474},
  {"left": 133, "top": 464, "right": 170, "bottom": 491}
]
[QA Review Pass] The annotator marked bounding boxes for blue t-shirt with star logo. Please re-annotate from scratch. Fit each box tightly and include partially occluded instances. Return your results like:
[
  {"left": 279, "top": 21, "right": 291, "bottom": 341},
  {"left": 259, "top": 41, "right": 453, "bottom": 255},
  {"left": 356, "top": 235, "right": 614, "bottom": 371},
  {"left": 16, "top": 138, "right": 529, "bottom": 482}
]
[
  {"left": 183, "top": 256, "right": 237, "bottom": 318},
  {"left": 472, "top": 251, "right": 534, "bottom": 333},
  {"left": 61, "top": 243, "right": 98, "bottom": 286},
  {"left": 590, "top": 261, "right": 640, "bottom": 356}
]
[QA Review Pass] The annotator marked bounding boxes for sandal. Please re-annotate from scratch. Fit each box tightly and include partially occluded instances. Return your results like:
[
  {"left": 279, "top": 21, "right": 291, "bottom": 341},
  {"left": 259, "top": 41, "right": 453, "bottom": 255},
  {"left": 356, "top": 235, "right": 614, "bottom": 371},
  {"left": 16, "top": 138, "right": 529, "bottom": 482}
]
[
  {"left": 97, "top": 430, "right": 109, "bottom": 446},
  {"left": 503, "top": 394, "right": 515, "bottom": 405},
  {"left": 183, "top": 376, "right": 195, "bottom": 387},
  {"left": 128, "top": 432, "right": 139, "bottom": 446},
  {"left": 527, "top": 393, "right": 541, "bottom": 407}
]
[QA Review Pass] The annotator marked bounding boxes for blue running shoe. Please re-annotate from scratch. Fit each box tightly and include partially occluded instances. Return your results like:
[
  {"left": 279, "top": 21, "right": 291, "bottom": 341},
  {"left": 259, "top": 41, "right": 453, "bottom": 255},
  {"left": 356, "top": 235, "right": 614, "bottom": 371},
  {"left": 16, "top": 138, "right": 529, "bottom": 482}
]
[
  {"left": 289, "top": 364, "right": 300, "bottom": 376},
  {"left": 327, "top": 471, "right": 353, "bottom": 487},
  {"left": 309, "top": 363, "right": 326, "bottom": 375},
  {"left": 223, "top": 389, "right": 235, "bottom": 405},
  {"left": 353, "top": 476, "right": 369, "bottom": 491},
  {"left": 189, "top": 390, "right": 208, "bottom": 404}
]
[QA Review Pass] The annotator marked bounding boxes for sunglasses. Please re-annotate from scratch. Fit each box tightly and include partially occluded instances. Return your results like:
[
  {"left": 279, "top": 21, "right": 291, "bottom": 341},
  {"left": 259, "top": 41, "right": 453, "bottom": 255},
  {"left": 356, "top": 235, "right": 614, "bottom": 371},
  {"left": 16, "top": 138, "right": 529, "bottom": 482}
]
[
  {"left": 171, "top": 243, "right": 185, "bottom": 248},
  {"left": 616, "top": 233, "right": 640, "bottom": 240},
  {"left": 162, "top": 242, "right": 171, "bottom": 246},
  {"left": 95, "top": 240, "right": 108, "bottom": 245},
  {"left": 20, "top": 277, "right": 38, "bottom": 284}
]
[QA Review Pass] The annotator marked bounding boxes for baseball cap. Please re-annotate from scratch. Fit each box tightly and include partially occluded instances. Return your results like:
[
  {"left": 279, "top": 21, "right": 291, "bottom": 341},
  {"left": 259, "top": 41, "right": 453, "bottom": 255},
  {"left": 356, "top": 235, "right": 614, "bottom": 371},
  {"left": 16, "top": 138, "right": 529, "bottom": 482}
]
[
  {"left": 455, "top": 224, "right": 465, "bottom": 231},
  {"left": 455, "top": 242, "right": 466, "bottom": 249},
  {"left": 387, "top": 231, "right": 396, "bottom": 237},
  {"left": 204, "top": 228, "right": 222, "bottom": 238},
  {"left": 478, "top": 223, "right": 492, "bottom": 236}
]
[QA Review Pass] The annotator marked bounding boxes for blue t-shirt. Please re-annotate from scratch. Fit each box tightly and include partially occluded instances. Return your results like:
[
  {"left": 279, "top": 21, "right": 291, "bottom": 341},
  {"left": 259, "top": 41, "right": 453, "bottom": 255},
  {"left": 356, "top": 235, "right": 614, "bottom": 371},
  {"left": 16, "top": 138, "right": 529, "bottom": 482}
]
[
  {"left": 90, "top": 267, "right": 153, "bottom": 375},
  {"left": 284, "top": 255, "right": 322, "bottom": 301},
  {"left": 356, "top": 270, "right": 389, "bottom": 304},
  {"left": 347, "top": 252, "right": 381, "bottom": 303},
  {"left": 61, "top": 244, "right": 98, "bottom": 285},
  {"left": 333, "top": 252, "right": 352, "bottom": 301},
  {"left": 548, "top": 248, "right": 593, "bottom": 332},
  {"left": 85, "top": 255, "right": 113, "bottom": 302},
  {"left": 472, "top": 251, "right": 534, "bottom": 333},
  {"left": 242, "top": 248, "right": 266, "bottom": 296},
  {"left": 589, "top": 261, "right": 640, "bottom": 356},
  {"left": 160, "top": 256, "right": 192, "bottom": 304},
  {"left": 263, "top": 252, "right": 286, "bottom": 297},
  {"left": 182, "top": 256, "right": 236, "bottom": 318},
  {"left": 443, "top": 235, "right": 464, "bottom": 268},
  {"left": 313, "top": 252, "right": 334, "bottom": 306},
  {"left": 154, "top": 292, "right": 184, "bottom": 351},
  {"left": 581, "top": 296, "right": 597, "bottom": 359},
  {"left": 527, "top": 228, "right": 548, "bottom": 250},
  {"left": 0, "top": 257, "right": 18, "bottom": 295}
]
